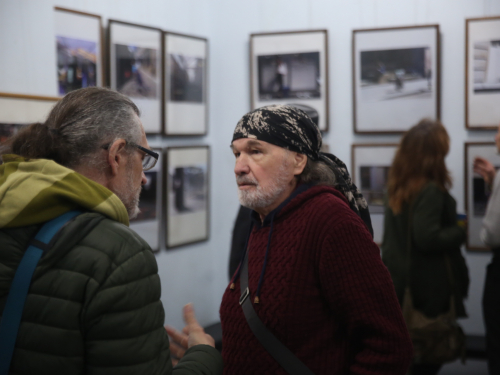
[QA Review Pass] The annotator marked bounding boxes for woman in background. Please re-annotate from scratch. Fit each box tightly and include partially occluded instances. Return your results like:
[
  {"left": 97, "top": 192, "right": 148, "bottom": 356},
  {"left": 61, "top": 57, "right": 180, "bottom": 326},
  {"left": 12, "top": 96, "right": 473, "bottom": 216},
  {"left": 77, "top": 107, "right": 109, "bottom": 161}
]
[{"left": 382, "top": 119, "right": 469, "bottom": 375}]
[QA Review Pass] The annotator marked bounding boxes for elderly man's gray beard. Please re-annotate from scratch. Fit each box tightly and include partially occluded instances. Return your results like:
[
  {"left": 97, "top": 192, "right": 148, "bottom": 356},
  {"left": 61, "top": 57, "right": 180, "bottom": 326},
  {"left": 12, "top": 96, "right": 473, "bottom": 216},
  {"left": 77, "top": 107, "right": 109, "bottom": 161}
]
[
  {"left": 115, "top": 169, "right": 142, "bottom": 219},
  {"left": 236, "top": 158, "right": 291, "bottom": 210}
]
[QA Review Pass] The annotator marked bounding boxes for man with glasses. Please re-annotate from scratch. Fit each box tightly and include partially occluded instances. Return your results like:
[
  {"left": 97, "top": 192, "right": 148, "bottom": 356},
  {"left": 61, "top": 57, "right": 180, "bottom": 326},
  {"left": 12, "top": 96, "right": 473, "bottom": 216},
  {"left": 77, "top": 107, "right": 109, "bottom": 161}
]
[{"left": 0, "top": 87, "right": 222, "bottom": 375}]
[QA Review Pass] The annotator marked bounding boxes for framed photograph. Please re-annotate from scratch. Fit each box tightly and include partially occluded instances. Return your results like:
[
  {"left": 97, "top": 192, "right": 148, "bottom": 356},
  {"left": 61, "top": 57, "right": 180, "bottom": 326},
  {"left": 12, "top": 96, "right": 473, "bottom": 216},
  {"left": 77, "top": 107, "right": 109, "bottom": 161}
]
[
  {"left": 250, "top": 30, "right": 329, "bottom": 132},
  {"left": 165, "top": 146, "right": 209, "bottom": 249},
  {"left": 164, "top": 32, "right": 208, "bottom": 135},
  {"left": 54, "top": 7, "right": 103, "bottom": 96},
  {"left": 129, "top": 148, "right": 162, "bottom": 252},
  {"left": 353, "top": 25, "right": 440, "bottom": 133},
  {"left": 108, "top": 20, "right": 163, "bottom": 134},
  {"left": 351, "top": 143, "right": 398, "bottom": 244},
  {"left": 466, "top": 16, "right": 500, "bottom": 129},
  {"left": 0, "top": 93, "right": 59, "bottom": 144},
  {"left": 464, "top": 142, "right": 500, "bottom": 251}
]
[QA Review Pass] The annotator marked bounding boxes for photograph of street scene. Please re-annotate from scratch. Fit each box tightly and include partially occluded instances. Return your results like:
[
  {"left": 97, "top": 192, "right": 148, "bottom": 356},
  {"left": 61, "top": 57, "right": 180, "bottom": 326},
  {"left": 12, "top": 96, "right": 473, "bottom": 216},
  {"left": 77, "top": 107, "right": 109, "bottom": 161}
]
[
  {"left": 0, "top": 123, "right": 27, "bottom": 144},
  {"left": 115, "top": 44, "right": 158, "bottom": 98},
  {"left": 360, "top": 47, "right": 432, "bottom": 102},
  {"left": 473, "top": 40, "right": 500, "bottom": 93},
  {"left": 359, "top": 166, "right": 390, "bottom": 214},
  {"left": 258, "top": 52, "right": 320, "bottom": 100},
  {"left": 57, "top": 36, "right": 97, "bottom": 95},
  {"left": 169, "top": 54, "right": 204, "bottom": 102},
  {"left": 169, "top": 165, "right": 207, "bottom": 216},
  {"left": 130, "top": 170, "right": 157, "bottom": 223}
]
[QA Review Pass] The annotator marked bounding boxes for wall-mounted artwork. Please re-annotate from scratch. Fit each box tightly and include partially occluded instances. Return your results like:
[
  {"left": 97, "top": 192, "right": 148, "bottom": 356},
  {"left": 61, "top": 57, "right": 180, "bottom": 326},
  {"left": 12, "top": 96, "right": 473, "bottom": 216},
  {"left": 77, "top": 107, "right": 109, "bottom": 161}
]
[
  {"left": 129, "top": 148, "right": 162, "bottom": 252},
  {"left": 466, "top": 16, "right": 500, "bottom": 129},
  {"left": 108, "top": 20, "right": 163, "bottom": 134},
  {"left": 0, "top": 93, "right": 59, "bottom": 144},
  {"left": 465, "top": 142, "right": 500, "bottom": 251},
  {"left": 165, "top": 146, "right": 209, "bottom": 249},
  {"left": 164, "top": 32, "right": 208, "bottom": 135},
  {"left": 250, "top": 30, "right": 329, "bottom": 131},
  {"left": 353, "top": 25, "right": 440, "bottom": 133},
  {"left": 351, "top": 143, "right": 398, "bottom": 244},
  {"left": 54, "top": 7, "right": 103, "bottom": 96}
]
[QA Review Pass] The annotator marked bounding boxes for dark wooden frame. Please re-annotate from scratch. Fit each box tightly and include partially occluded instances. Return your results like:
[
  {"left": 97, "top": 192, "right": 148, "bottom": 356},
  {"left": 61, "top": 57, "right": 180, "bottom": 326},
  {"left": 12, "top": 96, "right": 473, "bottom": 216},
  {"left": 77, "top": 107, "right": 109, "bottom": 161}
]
[
  {"left": 249, "top": 29, "right": 329, "bottom": 132},
  {"left": 0, "top": 92, "right": 60, "bottom": 101},
  {"left": 54, "top": 7, "right": 105, "bottom": 93},
  {"left": 164, "top": 145, "right": 210, "bottom": 250},
  {"left": 163, "top": 31, "right": 209, "bottom": 136},
  {"left": 129, "top": 147, "right": 162, "bottom": 253},
  {"left": 464, "top": 141, "right": 497, "bottom": 251},
  {"left": 352, "top": 24, "right": 441, "bottom": 134},
  {"left": 107, "top": 19, "right": 164, "bottom": 135},
  {"left": 465, "top": 16, "right": 500, "bottom": 130}
]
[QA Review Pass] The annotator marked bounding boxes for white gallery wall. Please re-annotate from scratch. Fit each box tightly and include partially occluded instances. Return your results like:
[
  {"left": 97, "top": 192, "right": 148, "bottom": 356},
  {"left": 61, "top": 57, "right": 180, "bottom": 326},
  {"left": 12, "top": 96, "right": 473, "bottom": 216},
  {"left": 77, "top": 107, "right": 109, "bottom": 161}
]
[{"left": 1, "top": 0, "right": 500, "bottom": 335}]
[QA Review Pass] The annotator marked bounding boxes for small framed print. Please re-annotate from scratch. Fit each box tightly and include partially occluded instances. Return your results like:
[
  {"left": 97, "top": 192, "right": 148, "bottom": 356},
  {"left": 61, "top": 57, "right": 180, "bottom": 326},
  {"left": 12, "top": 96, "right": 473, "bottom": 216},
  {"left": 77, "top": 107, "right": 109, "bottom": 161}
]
[
  {"left": 164, "top": 32, "right": 208, "bottom": 135},
  {"left": 353, "top": 25, "right": 440, "bottom": 133},
  {"left": 129, "top": 148, "right": 162, "bottom": 252},
  {"left": 351, "top": 143, "right": 398, "bottom": 244},
  {"left": 466, "top": 16, "right": 500, "bottom": 129},
  {"left": 250, "top": 29, "right": 329, "bottom": 132},
  {"left": 108, "top": 20, "right": 163, "bottom": 134},
  {"left": 165, "top": 146, "right": 210, "bottom": 249},
  {"left": 54, "top": 7, "right": 103, "bottom": 96},
  {"left": 0, "top": 92, "right": 59, "bottom": 144},
  {"left": 464, "top": 142, "right": 500, "bottom": 251}
]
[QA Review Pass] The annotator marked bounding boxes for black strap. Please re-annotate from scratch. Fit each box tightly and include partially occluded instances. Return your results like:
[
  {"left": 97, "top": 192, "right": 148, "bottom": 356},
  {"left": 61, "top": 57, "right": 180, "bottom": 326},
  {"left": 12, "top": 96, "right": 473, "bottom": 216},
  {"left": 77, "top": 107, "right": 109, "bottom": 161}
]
[{"left": 239, "top": 252, "right": 315, "bottom": 375}]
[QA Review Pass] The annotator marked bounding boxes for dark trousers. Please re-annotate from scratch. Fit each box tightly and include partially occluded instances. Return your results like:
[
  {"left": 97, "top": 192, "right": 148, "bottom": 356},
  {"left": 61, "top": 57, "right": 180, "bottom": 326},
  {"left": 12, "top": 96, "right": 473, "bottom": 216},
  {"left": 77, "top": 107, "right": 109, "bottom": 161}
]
[
  {"left": 411, "top": 363, "right": 442, "bottom": 375},
  {"left": 483, "top": 256, "right": 500, "bottom": 375}
]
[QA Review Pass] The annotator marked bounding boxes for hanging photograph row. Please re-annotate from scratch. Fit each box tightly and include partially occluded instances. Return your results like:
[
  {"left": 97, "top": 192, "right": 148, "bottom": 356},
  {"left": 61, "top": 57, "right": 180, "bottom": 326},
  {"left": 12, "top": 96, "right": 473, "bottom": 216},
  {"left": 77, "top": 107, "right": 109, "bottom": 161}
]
[
  {"left": 250, "top": 16, "right": 500, "bottom": 133},
  {"left": 0, "top": 93, "right": 209, "bottom": 250},
  {"left": 54, "top": 7, "right": 208, "bottom": 136},
  {"left": 351, "top": 142, "right": 500, "bottom": 252}
]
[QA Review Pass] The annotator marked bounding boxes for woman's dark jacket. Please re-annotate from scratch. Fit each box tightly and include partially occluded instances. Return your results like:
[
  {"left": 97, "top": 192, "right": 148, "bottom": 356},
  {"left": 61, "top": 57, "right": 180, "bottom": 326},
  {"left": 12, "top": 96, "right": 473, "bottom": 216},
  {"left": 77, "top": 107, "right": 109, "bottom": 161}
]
[{"left": 382, "top": 182, "right": 469, "bottom": 318}]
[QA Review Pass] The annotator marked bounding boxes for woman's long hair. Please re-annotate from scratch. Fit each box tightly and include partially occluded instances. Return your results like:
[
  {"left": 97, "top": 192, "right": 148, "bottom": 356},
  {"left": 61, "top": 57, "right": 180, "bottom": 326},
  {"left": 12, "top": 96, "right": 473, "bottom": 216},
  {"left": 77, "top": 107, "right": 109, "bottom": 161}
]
[{"left": 387, "top": 118, "right": 452, "bottom": 214}]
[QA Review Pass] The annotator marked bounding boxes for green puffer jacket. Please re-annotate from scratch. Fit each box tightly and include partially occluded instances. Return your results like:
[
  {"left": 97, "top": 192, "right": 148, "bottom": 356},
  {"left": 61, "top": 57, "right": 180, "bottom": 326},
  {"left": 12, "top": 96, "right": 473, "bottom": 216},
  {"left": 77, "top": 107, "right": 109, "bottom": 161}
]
[{"left": 0, "top": 156, "right": 223, "bottom": 375}]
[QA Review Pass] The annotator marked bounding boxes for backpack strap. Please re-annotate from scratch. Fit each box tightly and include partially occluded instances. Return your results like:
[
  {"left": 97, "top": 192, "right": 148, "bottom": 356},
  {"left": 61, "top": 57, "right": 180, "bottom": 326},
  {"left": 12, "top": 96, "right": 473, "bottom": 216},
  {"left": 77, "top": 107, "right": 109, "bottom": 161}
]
[{"left": 0, "top": 210, "right": 82, "bottom": 375}]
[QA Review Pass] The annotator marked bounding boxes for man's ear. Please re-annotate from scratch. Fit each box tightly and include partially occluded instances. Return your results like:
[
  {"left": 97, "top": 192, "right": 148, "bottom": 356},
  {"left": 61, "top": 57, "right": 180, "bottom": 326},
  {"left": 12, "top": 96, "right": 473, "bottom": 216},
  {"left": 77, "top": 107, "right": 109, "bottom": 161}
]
[
  {"left": 293, "top": 153, "right": 307, "bottom": 176},
  {"left": 107, "top": 139, "right": 127, "bottom": 177}
]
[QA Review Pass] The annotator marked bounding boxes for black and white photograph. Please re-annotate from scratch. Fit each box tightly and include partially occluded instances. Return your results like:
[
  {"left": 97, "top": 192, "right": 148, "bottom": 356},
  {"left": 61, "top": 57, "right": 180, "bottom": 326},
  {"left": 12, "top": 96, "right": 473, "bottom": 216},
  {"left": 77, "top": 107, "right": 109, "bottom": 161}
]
[
  {"left": 352, "top": 144, "right": 397, "bottom": 245},
  {"left": 164, "top": 32, "right": 208, "bottom": 135},
  {"left": 258, "top": 52, "right": 320, "bottom": 100},
  {"left": 109, "top": 20, "right": 163, "bottom": 134},
  {"left": 250, "top": 30, "right": 329, "bottom": 131},
  {"left": 0, "top": 123, "right": 27, "bottom": 144},
  {"left": 165, "top": 146, "right": 209, "bottom": 249},
  {"left": 129, "top": 148, "right": 162, "bottom": 252},
  {"left": 465, "top": 142, "right": 500, "bottom": 250},
  {"left": 115, "top": 44, "right": 158, "bottom": 99},
  {"left": 353, "top": 25, "right": 439, "bottom": 133},
  {"left": 466, "top": 16, "right": 500, "bottom": 129},
  {"left": 54, "top": 7, "right": 103, "bottom": 97}
]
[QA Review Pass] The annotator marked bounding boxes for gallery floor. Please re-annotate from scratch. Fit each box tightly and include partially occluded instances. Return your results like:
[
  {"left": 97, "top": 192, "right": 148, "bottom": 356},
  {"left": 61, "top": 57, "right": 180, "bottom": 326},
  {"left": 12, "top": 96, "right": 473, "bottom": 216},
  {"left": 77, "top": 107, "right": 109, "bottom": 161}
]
[{"left": 440, "top": 359, "right": 488, "bottom": 374}]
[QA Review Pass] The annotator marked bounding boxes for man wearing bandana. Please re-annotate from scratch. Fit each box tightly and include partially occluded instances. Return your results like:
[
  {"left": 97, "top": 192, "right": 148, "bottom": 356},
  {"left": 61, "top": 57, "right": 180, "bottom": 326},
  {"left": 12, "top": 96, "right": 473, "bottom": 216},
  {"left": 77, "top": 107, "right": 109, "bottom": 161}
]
[{"left": 220, "top": 105, "right": 413, "bottom": 374}]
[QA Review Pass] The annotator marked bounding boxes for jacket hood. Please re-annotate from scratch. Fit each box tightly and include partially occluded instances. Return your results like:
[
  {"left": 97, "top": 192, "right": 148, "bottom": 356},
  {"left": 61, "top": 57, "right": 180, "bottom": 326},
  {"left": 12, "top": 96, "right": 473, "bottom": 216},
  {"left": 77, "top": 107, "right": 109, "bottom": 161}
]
[{"left": 0, "top": 155, "right": 129, "bottom": 228}]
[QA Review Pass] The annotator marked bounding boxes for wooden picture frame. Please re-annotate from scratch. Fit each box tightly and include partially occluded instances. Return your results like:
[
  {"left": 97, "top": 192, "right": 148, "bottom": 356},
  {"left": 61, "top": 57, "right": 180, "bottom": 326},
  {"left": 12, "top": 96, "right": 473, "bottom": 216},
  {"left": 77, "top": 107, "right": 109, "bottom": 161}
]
[
  {"left": 464, "top": 142, "right": 500, "bottom": 251},
  {"left": 164, "top": 31, "right": 208, "bottom": 136},
  {"left": 352, "top": 25, "right": 440, "bottom": 134},
  {"left": 54, "top": 7, "right": 104, "bottom": 96},
  {"left": 351, "top": 143, "right": 398, "bottom": 245},
  {"left": 165, "top": 146, "right": 210, "bottom": 249},
  {"left": 465, "top": 16, "right": 500, "bottom": 129},
  {"left": 129, "top": 148, "right": 162, "bottom": 253},
  {"left": 250, "top": 29, "right": 329, "bottom": 132},
  {"left": 108, "top": 20, "right": 163, "bottom": 134}
]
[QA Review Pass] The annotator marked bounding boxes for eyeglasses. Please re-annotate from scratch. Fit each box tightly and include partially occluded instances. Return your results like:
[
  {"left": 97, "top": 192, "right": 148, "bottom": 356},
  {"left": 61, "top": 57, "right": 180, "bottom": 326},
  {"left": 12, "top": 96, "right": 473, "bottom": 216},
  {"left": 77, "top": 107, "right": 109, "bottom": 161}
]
[{"left": 101, "top": 141, "right": 159, "bottom": 171}]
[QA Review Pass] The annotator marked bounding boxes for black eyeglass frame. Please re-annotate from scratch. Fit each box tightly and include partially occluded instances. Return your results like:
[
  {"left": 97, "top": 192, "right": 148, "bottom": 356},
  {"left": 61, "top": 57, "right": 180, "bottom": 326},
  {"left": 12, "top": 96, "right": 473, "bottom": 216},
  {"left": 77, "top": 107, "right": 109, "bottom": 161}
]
[{"left": 101, "top": 141, "right": 159, "bottom": 171}]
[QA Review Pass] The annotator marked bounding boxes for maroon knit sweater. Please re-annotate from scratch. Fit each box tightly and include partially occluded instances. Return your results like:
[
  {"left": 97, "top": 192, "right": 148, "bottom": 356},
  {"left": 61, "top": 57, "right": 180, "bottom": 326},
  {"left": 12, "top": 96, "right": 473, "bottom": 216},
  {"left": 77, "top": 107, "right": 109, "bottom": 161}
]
[{"left": 220, "top": 185, "right": 412, "bottom": 375}]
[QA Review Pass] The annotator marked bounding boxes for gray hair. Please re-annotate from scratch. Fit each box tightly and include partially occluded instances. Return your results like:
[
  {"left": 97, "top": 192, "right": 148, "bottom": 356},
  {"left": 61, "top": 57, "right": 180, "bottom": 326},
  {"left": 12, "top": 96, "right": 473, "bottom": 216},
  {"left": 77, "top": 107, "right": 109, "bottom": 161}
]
[
  {"left": 2, "top": 87, "right": 142, "bottom": 168},
  {"left": 298, "top": 158, "right": 336, "bottom": 186}
]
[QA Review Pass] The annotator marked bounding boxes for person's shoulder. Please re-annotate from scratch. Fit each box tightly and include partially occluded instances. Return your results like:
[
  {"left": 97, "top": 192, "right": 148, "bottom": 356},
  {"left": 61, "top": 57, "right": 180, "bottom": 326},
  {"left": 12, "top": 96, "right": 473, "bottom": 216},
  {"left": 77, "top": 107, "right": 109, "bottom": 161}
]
[{"left": 302, "top": 185, "right": 360, "bottom": 223}]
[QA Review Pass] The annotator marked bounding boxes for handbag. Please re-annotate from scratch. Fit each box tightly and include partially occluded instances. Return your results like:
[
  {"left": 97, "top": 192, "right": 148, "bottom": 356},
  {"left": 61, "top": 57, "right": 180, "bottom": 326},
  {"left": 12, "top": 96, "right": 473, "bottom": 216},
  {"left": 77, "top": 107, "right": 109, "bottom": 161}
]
[{"left": 403, "top": 204, "right": 466, "bottom": 365}]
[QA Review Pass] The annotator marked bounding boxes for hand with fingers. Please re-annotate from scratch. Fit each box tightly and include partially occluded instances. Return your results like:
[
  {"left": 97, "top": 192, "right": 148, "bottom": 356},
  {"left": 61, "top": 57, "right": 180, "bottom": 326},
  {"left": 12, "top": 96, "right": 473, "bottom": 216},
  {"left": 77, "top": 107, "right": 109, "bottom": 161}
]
[
  {"left": 165, "top": 303, "right": 215, "bottom": 367},
  {"left": 473, "top": 156, "right": 496, "bottom": 190}
]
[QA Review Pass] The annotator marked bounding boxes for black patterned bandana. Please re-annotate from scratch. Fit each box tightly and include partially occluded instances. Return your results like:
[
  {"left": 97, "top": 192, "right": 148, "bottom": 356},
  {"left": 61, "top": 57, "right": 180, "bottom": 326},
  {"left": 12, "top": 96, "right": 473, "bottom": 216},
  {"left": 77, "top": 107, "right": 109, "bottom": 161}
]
[{"left": 232, "top": 104, "right": 373, "bottom": 236}]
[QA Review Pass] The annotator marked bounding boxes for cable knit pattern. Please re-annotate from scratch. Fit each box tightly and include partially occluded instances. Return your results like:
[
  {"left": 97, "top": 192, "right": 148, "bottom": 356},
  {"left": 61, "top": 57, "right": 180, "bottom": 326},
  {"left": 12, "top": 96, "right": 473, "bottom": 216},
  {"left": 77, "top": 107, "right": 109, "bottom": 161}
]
[{"left": 220, "top": 185, "right": 412, "bottom": 375}]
